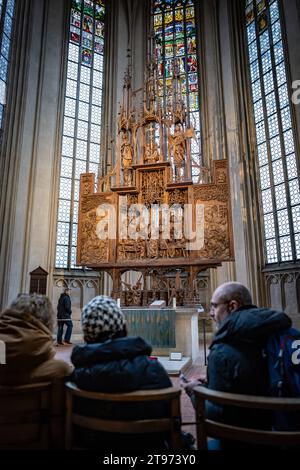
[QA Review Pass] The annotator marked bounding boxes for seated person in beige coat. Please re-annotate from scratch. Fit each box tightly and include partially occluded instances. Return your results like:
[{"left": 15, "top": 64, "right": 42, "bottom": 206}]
[{"left": 0, "top": 293, "right": 72, "bottom": 385}]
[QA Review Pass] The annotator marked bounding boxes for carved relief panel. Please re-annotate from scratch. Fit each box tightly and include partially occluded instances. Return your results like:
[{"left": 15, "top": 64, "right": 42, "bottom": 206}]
[
  {"left": 77, "top": 174, "right": 116, "bottom": 266},
  {"left": 77, "top": 160, "right": 234, "bottom": 268},
  {"left": 190, "top": 161, "right": 233, "bottom": 261}
]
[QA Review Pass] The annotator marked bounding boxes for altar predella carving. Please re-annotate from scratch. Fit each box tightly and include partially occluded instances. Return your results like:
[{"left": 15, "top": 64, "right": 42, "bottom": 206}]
[{"left": 77, "top": 54, "right": 234, "bottom": 307}]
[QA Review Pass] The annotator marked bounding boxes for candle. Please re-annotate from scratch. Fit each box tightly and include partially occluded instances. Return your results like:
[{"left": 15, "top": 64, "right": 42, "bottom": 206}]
[
  {"left": 172, "top": 297, "right": 176, "bottom": 309},
  {"left": 117, "top": 298, "right": 121, "bottom": 308}
]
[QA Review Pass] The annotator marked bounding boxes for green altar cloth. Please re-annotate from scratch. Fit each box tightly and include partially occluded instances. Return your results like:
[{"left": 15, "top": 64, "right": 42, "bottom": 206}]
[{"left": 123, "top": 308, "right": 176, "bottom": 348}]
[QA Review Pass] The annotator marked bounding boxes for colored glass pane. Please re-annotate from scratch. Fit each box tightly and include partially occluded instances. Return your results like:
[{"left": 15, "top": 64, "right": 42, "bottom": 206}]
[
  {"left": 83, "top": 0, "right": 94, "bottom": 16},
  {"left": 72, "top": 0, "right": 81, "bottom": 12},
  {"left": 151, "top": 0, "right": 202, "bottom": 182},
  {"left": 246, "top": 3, "right": 255, "bottom": 24},
  {"left": 0, "top": 0, "right": 15, "bottom": 135}
]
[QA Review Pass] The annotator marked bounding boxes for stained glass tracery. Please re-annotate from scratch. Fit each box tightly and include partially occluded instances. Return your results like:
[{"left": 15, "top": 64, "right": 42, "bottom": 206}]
[
  {"left": 0, "top": 0, "right": 15, "bottom": 132},
  {"left": 152, "top": 0, "right": 202, "bottom": 181},
  {"left": 55, "top": 0, "right": 105, "bottom": 269},
  {"left": 245, "top": 0, "right": 300, "bottom": 264}
]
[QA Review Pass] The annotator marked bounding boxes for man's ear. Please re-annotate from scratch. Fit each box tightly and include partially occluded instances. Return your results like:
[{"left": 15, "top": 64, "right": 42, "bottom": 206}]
[{"left": 229, "top": 300, "right": 239, "bottom": 312}]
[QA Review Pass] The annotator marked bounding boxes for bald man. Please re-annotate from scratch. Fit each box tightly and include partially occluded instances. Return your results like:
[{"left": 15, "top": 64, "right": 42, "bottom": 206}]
[{"left": 183, "top": 282, "right": 292, "bottom": 448}]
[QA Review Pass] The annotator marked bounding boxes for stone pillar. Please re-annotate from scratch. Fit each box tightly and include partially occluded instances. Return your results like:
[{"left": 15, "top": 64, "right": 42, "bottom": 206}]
[{"left": 0, "top": 0, "right": 68, "bottom": 307}]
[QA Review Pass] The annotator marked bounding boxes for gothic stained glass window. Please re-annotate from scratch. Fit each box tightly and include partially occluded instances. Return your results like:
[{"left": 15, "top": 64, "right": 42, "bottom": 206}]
[
  {"left": 152, "top": 0, "right": 202, "bottom": 181},
  {"left": 55, "top": 0, "right": 105, "bottom": 269},
  {"left": 0, "top": 0, "right": 15, "bottom": 132},
  {"left": 245, "top": 0, "right": 300, "bottom": 264}
]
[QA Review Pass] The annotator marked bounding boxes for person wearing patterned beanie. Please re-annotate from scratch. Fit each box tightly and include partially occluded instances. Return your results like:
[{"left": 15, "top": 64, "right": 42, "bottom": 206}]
[
  {"left": 71, "top": 295, "right": 171, "bottom": 393},
  {"left": 69, "top": 295, "right": 195, "bottom": 450},
  {"left": 81, "top": 295, "right": 126, "bottom": 343}
]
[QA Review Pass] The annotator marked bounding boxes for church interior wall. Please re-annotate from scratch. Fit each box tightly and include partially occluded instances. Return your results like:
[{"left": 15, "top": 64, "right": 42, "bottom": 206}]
[{"left": 0, "top": 0, "right": 299, "bottom": 328}]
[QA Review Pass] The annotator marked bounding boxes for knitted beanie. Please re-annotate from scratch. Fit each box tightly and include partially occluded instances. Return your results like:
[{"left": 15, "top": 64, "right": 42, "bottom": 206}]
[{"left": 81, "top": 295, "right": 126, "bottom": 343}]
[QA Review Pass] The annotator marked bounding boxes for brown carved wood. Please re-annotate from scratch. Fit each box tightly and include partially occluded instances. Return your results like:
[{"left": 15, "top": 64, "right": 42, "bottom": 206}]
[
  {"left": 77, "top": 59, "right": 234, "bottom": 306},
  {"left": 77, "top": 160, "right": 234, "bottom": 306},
  {"left": 29, "top": 266, "right": 48, "bottom": 295}
]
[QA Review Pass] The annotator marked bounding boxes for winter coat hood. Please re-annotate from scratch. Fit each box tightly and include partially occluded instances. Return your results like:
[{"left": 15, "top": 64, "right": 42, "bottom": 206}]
[
  {"left": 71, "top": 336, "right": 152, "bottom": 367},
  {"left": 211, "top": 305, "right": 292, "bottom": 347},
  {"left": 0, "top": 308, "right": 55, "bottom": 381}
]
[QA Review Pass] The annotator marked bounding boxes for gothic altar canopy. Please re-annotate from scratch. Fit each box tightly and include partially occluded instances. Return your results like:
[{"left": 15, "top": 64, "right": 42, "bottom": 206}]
[{"left": 76, "top": 54, "right": 234, "bottom": 306}]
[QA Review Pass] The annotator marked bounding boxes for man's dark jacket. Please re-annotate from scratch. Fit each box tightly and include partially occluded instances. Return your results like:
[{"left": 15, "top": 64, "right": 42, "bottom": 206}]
[
  {"left": 70, "top": 336, "right": 175, "bottom": 450},
  {"left": 57, "top": 293, "right": 72, "bottom": 319},
  {"left": 206, "top": 305, "right": 291, "bottom": 432}
]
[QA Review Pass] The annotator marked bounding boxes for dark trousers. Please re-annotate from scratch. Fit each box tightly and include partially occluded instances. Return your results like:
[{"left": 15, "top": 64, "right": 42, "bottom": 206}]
[{"left": 57, "top": 319, "right": 73, "bottom": 343}]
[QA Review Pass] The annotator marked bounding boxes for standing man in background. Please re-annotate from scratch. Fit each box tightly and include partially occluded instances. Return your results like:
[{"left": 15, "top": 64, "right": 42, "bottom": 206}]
[{"left": 56, "top": 288, "right": 73, "bottom": 346}]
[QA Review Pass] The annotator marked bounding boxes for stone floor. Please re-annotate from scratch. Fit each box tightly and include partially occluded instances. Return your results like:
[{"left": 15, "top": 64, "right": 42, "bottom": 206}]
[{"left": 54, "top": 342, "right": 207, "bottom": 446}]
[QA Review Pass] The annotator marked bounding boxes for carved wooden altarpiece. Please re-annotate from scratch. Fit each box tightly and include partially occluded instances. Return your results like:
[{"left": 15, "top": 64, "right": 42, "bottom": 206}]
[{"left": 77, "top": 58, "right": 234, "bottom": 307}]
